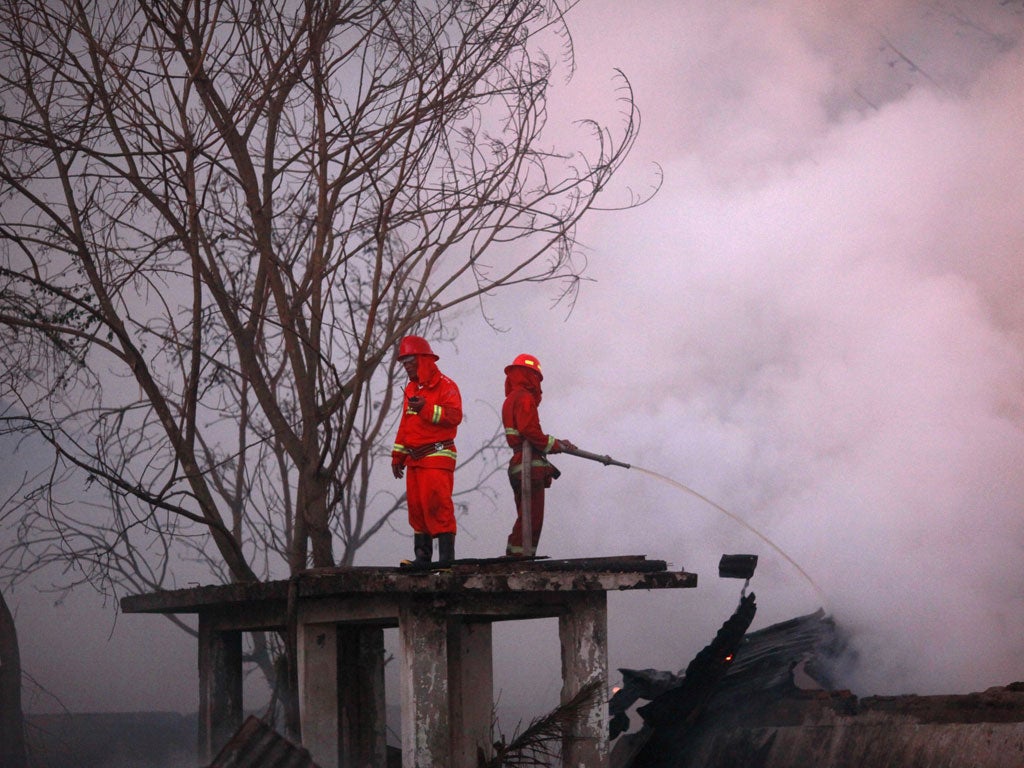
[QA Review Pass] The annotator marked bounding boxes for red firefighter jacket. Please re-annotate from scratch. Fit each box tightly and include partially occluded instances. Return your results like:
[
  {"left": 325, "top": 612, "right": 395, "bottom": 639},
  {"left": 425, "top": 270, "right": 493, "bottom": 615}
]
[
  {"left": 393, "top": 356, "right": 462, "bottom": 469},
  {"left": 503, "top": 367, "right": 560, "bottom": 475}
]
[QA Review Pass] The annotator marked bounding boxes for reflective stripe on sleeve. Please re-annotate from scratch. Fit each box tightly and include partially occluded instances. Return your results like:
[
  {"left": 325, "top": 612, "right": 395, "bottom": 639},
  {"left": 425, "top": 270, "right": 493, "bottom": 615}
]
[{"left": 431, "top": 404, "right": 442, "bottom": 424}]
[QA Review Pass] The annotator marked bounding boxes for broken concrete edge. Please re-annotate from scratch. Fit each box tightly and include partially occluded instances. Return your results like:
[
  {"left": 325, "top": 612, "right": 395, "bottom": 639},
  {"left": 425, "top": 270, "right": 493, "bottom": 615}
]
[
  {"left": 676, "top": 684, "right": 1024, "bottom": 738},
  {"left": 855, "top": 684, "right": 1024, "bottom": 724},
  {"left": 119, "top": 575, "right": 699, "bottom": 615},
  {"left": 120, "top": 555, "right": 698, "bottom": 615}
]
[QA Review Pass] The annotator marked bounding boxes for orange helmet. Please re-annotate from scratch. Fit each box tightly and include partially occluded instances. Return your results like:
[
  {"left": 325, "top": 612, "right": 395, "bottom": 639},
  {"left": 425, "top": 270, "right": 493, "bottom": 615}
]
[
  {"left": 505, "top": 353, "right": 542, "bottom": 380},
  {"left": 398, "top": 335, "right": 438, "bottom": 359}
]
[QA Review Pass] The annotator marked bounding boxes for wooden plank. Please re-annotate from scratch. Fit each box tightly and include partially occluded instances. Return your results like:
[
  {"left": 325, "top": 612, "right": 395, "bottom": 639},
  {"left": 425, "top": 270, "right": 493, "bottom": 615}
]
[{"left": 521, "top": 441, "right": 533, "bottom": 557}]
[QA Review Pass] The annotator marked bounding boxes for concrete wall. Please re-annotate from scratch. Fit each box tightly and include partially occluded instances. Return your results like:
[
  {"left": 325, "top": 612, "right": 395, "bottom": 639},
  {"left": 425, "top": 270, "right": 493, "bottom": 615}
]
[
  {"left": 679, "top": 712, "right": 1024, "bottom": 765},
  {"left": 676, "top": 703, "right": 1024, "bottom": 768}
]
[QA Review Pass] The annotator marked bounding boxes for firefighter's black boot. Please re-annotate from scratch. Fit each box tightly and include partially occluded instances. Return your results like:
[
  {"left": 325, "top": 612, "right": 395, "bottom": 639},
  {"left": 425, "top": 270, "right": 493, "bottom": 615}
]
[
  {"left": 412, "top": 533, "right": 432, "bottom": 567},
  {"left": 436, "top": 533, "right": 455, "bottom": 567}
]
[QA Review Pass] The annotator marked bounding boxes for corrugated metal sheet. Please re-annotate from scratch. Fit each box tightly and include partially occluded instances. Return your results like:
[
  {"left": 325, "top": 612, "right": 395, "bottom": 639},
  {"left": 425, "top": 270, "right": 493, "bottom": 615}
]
[{"left": 207, "top": 716, "right": 320, "bottom": 768}]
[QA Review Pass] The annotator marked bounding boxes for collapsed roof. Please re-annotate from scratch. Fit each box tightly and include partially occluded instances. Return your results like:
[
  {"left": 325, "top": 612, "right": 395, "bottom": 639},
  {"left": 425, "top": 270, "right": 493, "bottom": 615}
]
[{"left": 609, "top": 600, "right": 852, "bottom": 768}]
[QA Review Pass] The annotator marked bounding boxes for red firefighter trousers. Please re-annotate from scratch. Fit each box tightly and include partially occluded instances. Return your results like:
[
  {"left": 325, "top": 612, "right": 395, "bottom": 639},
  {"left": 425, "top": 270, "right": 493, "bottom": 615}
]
[
  {"left": 505, "top": 469, "right": 551, "bottom": 555},
  {"left": 406, "top": 465, "right": 456, "bottom": 536}
]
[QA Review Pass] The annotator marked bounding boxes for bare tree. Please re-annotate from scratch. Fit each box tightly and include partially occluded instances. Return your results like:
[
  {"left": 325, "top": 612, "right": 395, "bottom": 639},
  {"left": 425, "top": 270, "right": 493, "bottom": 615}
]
[{"left": 0, "top": 0, "right": 646, "bottom": 606}]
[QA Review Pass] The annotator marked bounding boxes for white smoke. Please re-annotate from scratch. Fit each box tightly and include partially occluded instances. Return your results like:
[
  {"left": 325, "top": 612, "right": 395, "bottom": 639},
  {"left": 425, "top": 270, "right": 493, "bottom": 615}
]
[
  {"left": 468, "top": 0, "right": 1024, "bottom": 703},
  {"left": 10, "top": 0, "right": 1024, "bottom": 719}
]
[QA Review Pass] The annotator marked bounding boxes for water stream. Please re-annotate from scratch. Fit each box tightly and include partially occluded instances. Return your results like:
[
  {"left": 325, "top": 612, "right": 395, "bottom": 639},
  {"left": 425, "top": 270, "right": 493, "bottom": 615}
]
[{"left": 630, "top": 465, "right": 828, "bottom": 606}]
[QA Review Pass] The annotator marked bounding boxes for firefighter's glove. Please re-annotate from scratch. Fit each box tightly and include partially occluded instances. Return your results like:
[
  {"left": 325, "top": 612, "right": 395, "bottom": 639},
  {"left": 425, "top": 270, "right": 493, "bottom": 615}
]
[
  {"left": 407, "top": 395, "right": 425, "bottom": 414},
  {"left": 552, "top": 439, "right": 576, "bottom": 454},
  {"left": 391, "top": 452, "right": 406, "bottom": 479}
]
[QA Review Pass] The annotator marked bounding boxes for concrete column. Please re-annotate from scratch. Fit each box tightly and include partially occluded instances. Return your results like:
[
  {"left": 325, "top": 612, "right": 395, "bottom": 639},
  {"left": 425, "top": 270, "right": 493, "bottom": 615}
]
[
  {"left": 338, "top": 625, "right": 388, "bottom": 768},
  {"left": 399, "top": 598, "right": 451, "bottom": 768},
  {"left": 559, "top": 592, "right": 609, "bottom": 768},
  {"left": 197, "top": 615, "right": 243, "bottom": 763},
  {"left": 448, "top": 621, "right": 494, "bottom": 767},
  {"left": 298, "top": 622, "right": 340, "bottom": 768}
]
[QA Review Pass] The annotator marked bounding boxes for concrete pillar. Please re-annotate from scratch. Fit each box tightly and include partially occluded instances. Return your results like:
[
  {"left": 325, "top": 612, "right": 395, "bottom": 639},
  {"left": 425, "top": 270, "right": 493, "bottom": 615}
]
[
  {"left": 448, "top": 621, "right": 494, "bottom": 767},
  {"left": 298, "top": 622, "right": 340, "bottom": 768},
  {"left": 297, "top": 623, "right": 388, "bottom": 768},
  {"left": 559, "top": 592, "right": 609, "bottom": 768},
  {"left": 339, "top": 626, "right": 388, "bottom": 768},
  {"left": 197, "top": 615, "right": 243, "bottom": 763},
  {"left": 399, "top": 598, "right": 451, "bottom": 768}
]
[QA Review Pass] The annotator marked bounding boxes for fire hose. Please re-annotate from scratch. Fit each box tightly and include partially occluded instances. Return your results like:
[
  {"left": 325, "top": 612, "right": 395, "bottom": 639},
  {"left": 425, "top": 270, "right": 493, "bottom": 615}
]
[
  {"left": 517, "top": 443, "right": 630, "bottom": 557},
  {"left": 556, "top": 444, "right": 826, "bottom": 603},
  {"left": 559, "top": 445, "right": 631, "bottom": 469}
]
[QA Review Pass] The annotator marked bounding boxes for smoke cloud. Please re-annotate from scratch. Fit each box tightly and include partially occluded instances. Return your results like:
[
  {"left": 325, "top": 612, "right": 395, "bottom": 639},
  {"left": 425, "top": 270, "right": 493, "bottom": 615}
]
[
  {"left": 8, "top": 0, "right": 1024, "bottom": 718},
  {"left": 446, "top": 0, "right": 1024, "bottom": 706}
]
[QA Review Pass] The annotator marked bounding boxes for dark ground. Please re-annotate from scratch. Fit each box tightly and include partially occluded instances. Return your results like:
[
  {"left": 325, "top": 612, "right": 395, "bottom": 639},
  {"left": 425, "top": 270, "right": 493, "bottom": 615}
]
[{"left": 26, "top": 712, "right": 196, "bottom": 768}]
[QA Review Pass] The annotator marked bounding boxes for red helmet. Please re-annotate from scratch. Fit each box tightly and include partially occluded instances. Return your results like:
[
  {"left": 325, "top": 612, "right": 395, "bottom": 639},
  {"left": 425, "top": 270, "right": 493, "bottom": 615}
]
[
  {"left": 398, "top": 335, "right": 438, "bottom": 359},
  {"left": 505, "top": 353, "right": 542, "bottom": 380}
]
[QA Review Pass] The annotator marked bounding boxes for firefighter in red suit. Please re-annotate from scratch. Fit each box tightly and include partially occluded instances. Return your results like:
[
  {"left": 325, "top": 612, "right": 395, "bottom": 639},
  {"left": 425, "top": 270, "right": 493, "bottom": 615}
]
[
  {"left": 392, "top": 335, "right": 463, "bottom": 567},
  {"left": 503, "top": 354, "right": 576, "bottom": 556}
]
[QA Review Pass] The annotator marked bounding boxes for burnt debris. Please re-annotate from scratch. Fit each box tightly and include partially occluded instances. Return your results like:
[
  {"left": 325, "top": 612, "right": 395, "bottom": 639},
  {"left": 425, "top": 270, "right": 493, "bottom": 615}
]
[
  {"left": 610, "top": 593, "right": 758, "bottom": 768},
  {"left": 609, "top": 604, "right": 853, "bottom": 768}
]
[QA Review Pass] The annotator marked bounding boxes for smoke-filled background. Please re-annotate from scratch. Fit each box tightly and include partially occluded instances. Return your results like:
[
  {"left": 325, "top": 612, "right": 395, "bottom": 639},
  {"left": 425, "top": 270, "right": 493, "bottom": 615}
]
[{"left": 8, "top": 0, "right": 1024, "bottom": 722}]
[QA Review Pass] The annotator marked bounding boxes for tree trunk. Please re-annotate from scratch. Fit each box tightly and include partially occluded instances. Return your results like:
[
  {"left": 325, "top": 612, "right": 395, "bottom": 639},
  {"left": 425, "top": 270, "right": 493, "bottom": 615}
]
[
  {"left": 298, "top": 469, "right": 335, "bottom": 570},
  {"left": 0, "top": 590, "right": 27, "bottom": 768}
]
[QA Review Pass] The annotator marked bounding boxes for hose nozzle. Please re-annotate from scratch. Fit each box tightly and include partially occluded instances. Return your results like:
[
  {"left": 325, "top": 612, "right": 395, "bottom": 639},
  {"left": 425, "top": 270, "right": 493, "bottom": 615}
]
[{"left": 561, "top": 446, "right": 631, "bottom": 469}]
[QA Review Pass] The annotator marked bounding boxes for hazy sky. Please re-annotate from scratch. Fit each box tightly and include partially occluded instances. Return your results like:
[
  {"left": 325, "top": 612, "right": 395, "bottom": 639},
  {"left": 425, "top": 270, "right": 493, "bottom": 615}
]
[
  {"left": 454, "top": 0, "right": 1024, "bottom": 709},
  {"left": 9, "top": 0, "right": 1024, "bottom": 720}
]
